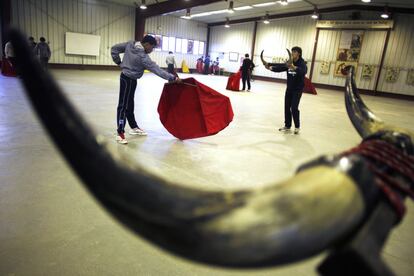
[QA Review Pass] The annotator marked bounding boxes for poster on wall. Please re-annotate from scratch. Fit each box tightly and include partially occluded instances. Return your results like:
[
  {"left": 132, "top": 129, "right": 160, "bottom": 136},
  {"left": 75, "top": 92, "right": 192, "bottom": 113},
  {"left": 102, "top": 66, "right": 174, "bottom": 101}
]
[
  {"left": 229, "top": 52, "right": 239, "bottom": 62},
  {"left": 335, "top": 61, "right": 357, "bottom": 76},
  {"left": 361, "top": 65, "right": 374, "bottom": 79},
  {"left": 406, "top": 69, "right": 414, "bottom": 86},
  {"left": 320, "top": 61, "right": 330, "bottom": 74},
  {"left": 187, "top": 40, "right": 194, "bottom": 54},
  {"left": 334, "top": 31, "right": 364, "bottom": 77},
  {"left": 385, "top": 67, "right": 400, "bottom": 83},
  {"left": 155, "top": 35, "right": 162, "bottom": 49}
]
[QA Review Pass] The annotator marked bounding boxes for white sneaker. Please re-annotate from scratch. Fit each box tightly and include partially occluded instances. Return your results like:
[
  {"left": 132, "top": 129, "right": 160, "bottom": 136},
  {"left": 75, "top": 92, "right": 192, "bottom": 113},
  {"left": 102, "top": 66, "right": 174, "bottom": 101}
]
[
  {"left": 129, "top": 127, "right": 147, "bottom": 136},
  {"left": 278, "top": 126, "right": 291, "bottom": 132},
  {"left": 294, "top": 128, "right": 300, "bottom": 134},
  {"left": 116, "top": 133, "right": 128, "bottom": 144}
]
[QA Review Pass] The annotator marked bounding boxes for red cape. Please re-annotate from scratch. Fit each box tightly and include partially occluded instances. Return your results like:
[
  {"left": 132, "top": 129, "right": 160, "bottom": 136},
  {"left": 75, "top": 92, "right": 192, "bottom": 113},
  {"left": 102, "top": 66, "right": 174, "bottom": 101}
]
[
  {"left": 226, "top": 71, "right": 241, "bottom": 91},
  {"left": 158, "top": 78, "right": 234, "bottom": 140}
]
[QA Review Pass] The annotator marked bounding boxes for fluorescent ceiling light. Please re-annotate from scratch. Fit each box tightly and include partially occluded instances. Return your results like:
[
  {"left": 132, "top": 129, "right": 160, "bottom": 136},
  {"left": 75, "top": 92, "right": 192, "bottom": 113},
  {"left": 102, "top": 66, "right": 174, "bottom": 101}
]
[
  {"left": 253, "top": 2, "right": 277, "bottom": 8},
  {"left": 234, "top": 6, "right": 253, "bottom": 11},
  {"left": 190, "top": 12, "right": 212, "bottom": 17},
  {"left": 361, "top": 0, "right": 371, "bottom": 2}
]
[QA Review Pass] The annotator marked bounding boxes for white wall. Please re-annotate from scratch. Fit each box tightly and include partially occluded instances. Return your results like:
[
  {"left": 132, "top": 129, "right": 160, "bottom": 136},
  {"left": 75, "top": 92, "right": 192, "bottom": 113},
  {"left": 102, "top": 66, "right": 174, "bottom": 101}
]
[
  {"left": 145, "top": 15, "right": 208, "bottom": 69},
  {"left": 254, "top": 16, "right": 316, "bottom": 79},
  {"left": 377, "top": 13, "right": 414, "bottom": 96},
  {"left": 11, "top": 0, "right": 135, "bottom": 65}
]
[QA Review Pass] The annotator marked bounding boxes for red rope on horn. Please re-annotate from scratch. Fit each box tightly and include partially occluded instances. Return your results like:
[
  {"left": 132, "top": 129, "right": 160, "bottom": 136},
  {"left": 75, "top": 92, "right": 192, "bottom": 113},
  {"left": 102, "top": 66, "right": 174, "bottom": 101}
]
[{"left": 342, "top": 139, "right": 414, "bottom": 221}]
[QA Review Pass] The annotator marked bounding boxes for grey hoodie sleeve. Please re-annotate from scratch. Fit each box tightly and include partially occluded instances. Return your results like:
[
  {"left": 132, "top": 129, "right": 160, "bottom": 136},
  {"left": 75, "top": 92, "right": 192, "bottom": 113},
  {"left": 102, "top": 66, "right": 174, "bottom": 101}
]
[
  {"left": 142, "top": 55, "right": 175, "bottom": 81},
  {"left": 111, "top": 42, "right": 127, "bottom": 65}
]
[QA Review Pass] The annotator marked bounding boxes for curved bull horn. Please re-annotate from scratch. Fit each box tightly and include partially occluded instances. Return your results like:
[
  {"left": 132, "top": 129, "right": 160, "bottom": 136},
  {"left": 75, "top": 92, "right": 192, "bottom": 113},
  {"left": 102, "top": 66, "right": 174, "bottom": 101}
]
[
  {"left": 344, "top": 66, "right": 385, "bottom": 138},
  {"left": 261, "top": 49, "right": 292, "bottom": 67},
  {"left": 10, "top": 29, "right": 367, "bottom": 268},
  {"left": 260, "top": 50, "right": 268, "bottom": 66},
  {"left": 286, "top": 48, "right": 292, "bottom": 63}
]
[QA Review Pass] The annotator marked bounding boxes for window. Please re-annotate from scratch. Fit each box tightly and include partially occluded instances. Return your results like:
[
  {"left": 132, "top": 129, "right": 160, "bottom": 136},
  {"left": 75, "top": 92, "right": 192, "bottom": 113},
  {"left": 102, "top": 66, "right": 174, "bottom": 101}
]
[
  {"left": 162, "top": 36, "right": 169, "bottom": 51},
  {"left": 168, "top": 37, "right": 175, "bottom": 52},
  {"left": 176, "top": 38, "right": 182, "bottom": 53},
  {"left": 181, "top": 39, "right": 188, "bottom": 54},
  {"left": 199, "top": 41, "right": 205, "bottom": 56},
  {"left": 193, "top": 40, "right": 200, "bottom": 55}
]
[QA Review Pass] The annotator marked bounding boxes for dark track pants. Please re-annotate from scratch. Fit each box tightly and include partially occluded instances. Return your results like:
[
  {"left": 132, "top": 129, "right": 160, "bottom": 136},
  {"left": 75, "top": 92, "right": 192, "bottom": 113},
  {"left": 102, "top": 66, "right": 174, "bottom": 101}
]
[
  {"left": 284, "top": 89, "right": 303, "bottom": 128},
  {"left": 241, "top": 71, "right": 251, "bottom": 90},
  {"left": 117, "top": 73, "right": 138, "bottom": 134}
]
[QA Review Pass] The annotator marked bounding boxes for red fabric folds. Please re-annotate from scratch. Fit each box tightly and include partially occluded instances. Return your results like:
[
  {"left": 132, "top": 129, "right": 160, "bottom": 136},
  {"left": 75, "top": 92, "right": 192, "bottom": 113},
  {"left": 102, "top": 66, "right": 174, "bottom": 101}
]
[
  {"left": 226, "top": 71, "right": 241, "bottom": 91},
  {"left": 1, "top": 58, "right": 17, "bottom": 77},
  {"left": 158, "top": 78, "right": 234, "bottom": 140},
  {"left": 304, "top": 77, "right": 317, "bottom": 95}
]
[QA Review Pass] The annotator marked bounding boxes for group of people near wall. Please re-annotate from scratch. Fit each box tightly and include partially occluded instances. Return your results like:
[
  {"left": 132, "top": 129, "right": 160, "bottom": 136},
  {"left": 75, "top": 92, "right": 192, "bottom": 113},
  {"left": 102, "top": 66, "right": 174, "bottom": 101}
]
[
  {"left": 196, "top": 56, "right": 220, "bottom": 75},
  {"left": 3, "top": 36, "right": 51, "bottom": 74}
]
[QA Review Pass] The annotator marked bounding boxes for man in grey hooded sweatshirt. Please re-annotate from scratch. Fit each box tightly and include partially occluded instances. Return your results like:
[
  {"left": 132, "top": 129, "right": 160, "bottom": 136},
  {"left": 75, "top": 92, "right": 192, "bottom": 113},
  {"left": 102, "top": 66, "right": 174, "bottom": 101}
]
[
  {"left": 34, "top": 37, "right": 51, "bottom": 69},
  {"left": 111, "top": 35, "right": 180, "bottom": 144}
]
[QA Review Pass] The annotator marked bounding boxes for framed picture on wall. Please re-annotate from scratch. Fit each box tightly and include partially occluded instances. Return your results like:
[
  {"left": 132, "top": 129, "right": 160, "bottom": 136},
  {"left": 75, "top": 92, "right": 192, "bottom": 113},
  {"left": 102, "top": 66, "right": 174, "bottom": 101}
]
[
  {"left": 229, "top": 52, "right": 239, "bottom": 62},
  {"left": 334, "top": 61, "right": 357, "bottom": 77},
  {"left": 406, "top": 69, "right": 414, "bottom": 86},
  {"left": 385, "top": 67, "right": 400, "bottom": 83},
  {"left": 361, "top": 65, "right": 374, "bottom": 79},
  {"left": 320, "top": 61, "right": 330, "bottom": 74}
]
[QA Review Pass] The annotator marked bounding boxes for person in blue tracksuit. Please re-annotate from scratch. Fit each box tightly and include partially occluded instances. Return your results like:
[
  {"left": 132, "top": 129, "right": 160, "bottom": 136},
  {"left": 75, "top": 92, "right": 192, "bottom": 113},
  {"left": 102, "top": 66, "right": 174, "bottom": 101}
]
[
  {"left": 265, "top": 46, "right": 307, "bottom": 135},
  {"left": 111, "top": 35, "right": 181, "bottom": 144}
]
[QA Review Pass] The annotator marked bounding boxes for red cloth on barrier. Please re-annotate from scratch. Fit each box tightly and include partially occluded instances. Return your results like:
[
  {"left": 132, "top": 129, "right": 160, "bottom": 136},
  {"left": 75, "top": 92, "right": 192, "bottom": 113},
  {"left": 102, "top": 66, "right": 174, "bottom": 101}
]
[
  {"left": 304, "top": 77, "right": 317, "bottom": 95},
  {"left": 1, "top": 57, "right": 17, "bottom": 77},
  {"left": 226, "top": 71, "right": 241, "bottom": 91},
  {"left": 158, "top": 78, "right": 234, "bottom": 140}
]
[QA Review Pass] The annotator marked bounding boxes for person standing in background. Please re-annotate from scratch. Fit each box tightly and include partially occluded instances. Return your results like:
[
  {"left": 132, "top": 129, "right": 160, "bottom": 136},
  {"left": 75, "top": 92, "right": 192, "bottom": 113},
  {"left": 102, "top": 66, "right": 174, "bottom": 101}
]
[
  {"left": 240, "top": 53, "right": 255, "bottom": 92},
  {"left": 34, "top": 37, "right": 51, "bottom": 69},
  {"left": 28, "top": 36, "right": 37, "bottom": 52},
  {"left": 4, "top": 41, "right": 16, "bottom": 67},
  {"left": 165, "top": 51, "right": 177, "bottom": 74},
  {"left": 203, "top": 55, "right": 210, "bottom": 75}
]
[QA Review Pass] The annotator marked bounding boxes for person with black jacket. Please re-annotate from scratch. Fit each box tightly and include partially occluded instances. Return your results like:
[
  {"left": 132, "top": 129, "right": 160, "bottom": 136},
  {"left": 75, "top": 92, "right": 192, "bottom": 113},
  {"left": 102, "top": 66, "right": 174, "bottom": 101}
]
[
  {"left": 265, "top": 46, "right": 307, "bottom": 134},
  {"left": 241, "top": 53, "right": 255, "bottom": 91}
]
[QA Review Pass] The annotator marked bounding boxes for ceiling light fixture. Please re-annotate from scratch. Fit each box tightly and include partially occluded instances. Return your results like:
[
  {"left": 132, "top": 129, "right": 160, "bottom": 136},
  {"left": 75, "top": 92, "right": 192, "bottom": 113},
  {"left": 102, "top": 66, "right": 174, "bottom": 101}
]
[
  {"left": 361, "top": 0, "right": 371, "bottom": 3},
  {"left": 225, "top": 17, "right": 230, "bottom": 28},
  {"left": 140, "top": 0, "right": 147, "bottom": 9},
  {"left": 311, "top": 8, "right": 319, "bottom": 19},
  {"left": 182, "top": 8, "right": 191, "bottom": 19},
  {"left": 234, "top": 6, "right": 253, "bottom": 11},
  {"left": 253, "top": 2, "right": 277, "bottom": 8},
  {"left": 280, "top": 0, "right": 288, "bottom": 6},
  {"left": 228, "top": 1, "right": 234, "bottom": 13},
  {"left": 381, "top": 6, "right": 390, "bottom": 19},
  {"left": 264, "top": 12, "right": 270, "bottom": 24}
]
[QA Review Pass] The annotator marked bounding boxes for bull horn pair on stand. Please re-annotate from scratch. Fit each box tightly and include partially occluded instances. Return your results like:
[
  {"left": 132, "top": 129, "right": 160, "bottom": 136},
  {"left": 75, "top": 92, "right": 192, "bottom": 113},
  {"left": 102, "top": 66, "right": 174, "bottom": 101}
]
[{"left": 9, "top": 29, "right": 414, "bottom": 275}]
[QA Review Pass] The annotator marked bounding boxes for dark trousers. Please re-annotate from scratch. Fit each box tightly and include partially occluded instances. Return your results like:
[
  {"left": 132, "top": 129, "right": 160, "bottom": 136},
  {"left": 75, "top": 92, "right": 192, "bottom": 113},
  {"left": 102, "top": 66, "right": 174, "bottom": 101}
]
[
  {"left": 117, "top": 73, "right": 138, "bottom": 134},
  {"left": 241, "top": 71, "right": 251, "bottom": 90},
  {"left": 40, "top": 57, "right": 49, "bottom": 69},
  {"left": 167, "top": 64, "right": 174, "bottom": 74},
  {"left": 284, "top": 89, "right": 303, "bottom": 128}
]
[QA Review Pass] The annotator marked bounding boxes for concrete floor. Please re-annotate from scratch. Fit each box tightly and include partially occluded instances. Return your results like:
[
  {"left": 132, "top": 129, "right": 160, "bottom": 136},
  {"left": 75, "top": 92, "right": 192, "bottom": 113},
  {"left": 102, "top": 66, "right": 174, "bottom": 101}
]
[{"left": 0, "top": 70, "right": 413, "bottom": 275}]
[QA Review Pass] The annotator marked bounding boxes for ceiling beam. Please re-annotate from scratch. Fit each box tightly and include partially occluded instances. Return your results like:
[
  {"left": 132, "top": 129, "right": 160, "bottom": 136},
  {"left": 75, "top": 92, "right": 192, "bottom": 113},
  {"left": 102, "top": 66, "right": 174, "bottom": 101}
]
[
  {"left": 208, "top": 4, "right": 414, "bottom": 27},
  {"left": 137, "top": 0, "right": 223, "bottom": 18}
]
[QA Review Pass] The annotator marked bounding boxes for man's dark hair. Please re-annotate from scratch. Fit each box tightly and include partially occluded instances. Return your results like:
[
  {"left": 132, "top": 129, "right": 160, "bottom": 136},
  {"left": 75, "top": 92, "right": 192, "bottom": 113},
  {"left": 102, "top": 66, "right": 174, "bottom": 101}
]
[
  {"left": 169, "top": 51, "right": 173, "bottom": 54},
  {"left": 40, "top": 37, "right": 46, "bottom": 42},
  {"left": 245, "top": 53, "right": 249, "bottom": 57},
  {"left": 142, "top": 35, "right": 157, "bottom": 46},
  {"left": 291, "top": 46, "right": 302, "bottom": 56},
  {"left": 29, "top": 36, "right": 34, "bottom": 41}
]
